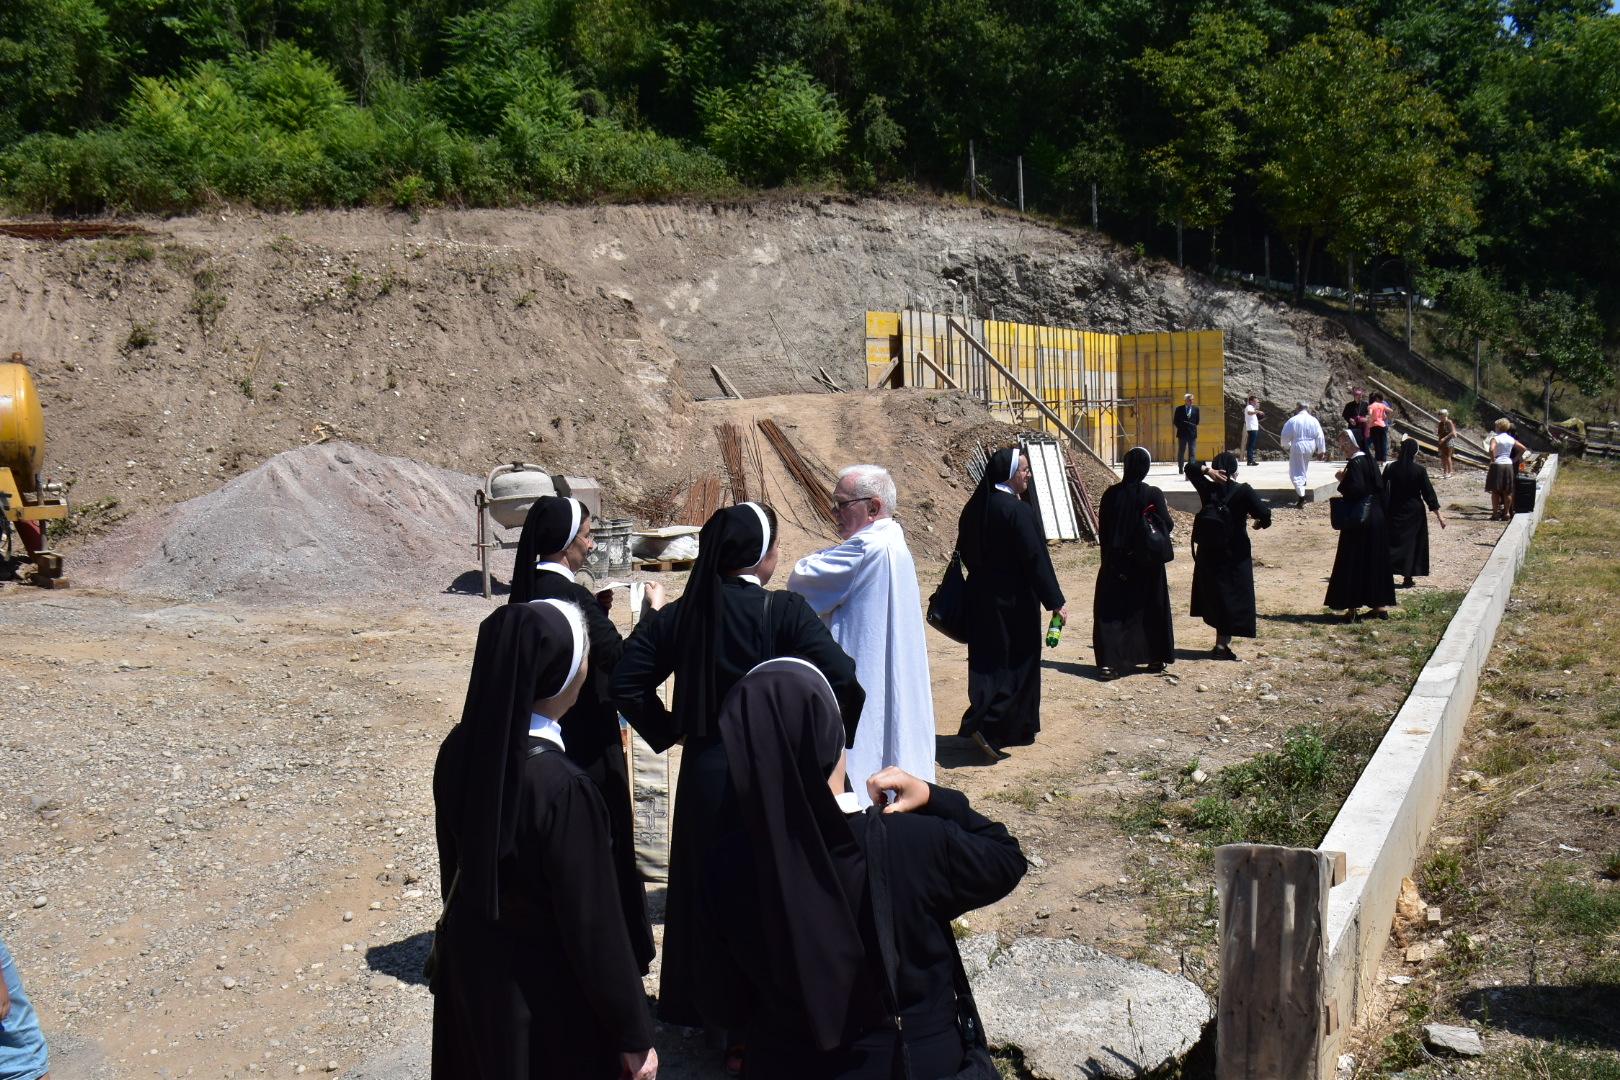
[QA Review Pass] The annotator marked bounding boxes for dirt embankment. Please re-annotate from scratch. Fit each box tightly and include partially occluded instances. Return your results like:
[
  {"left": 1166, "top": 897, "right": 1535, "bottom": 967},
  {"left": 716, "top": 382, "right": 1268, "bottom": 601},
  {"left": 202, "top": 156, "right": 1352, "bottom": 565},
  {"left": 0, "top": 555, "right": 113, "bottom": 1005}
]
[{"left": 3, "top": 197, "right": 1367, "bottom": 547}]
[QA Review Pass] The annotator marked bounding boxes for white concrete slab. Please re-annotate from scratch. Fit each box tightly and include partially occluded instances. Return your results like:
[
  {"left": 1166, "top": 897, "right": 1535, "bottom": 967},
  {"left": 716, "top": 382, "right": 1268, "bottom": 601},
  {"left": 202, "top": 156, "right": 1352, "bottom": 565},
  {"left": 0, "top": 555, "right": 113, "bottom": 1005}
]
[
  {"left": 1314, "top": 457, "right": 1560, "bottom": 1073},
  {"left": 1120, "top": 461, "right": 1342, "bottom": 512}
]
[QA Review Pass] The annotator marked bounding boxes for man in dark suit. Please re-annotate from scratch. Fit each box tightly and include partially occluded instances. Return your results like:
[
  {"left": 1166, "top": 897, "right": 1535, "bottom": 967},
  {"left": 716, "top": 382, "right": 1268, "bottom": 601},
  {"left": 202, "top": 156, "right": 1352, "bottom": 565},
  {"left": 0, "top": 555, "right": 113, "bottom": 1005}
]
[{"left": 1173, "top": 392, "right": 1201, "bottom": 469}]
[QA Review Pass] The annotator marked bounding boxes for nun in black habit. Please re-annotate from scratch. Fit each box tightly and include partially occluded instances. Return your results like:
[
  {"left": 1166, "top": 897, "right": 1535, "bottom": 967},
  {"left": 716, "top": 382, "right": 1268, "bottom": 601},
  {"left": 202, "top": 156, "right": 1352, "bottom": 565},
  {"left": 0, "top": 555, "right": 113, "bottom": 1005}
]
[
  {"left": 1325, "top": 431, "right": 1397, "bottom": 619},
  {"left": 955, "top": 447, "right": 1067, "bottom": 757},
  {"left": 1185, "top": 452, "right": 1273, "bottom": 660},
  {"left": 612, "top": 502, "right": 865, "bottom": 1030},
  {"left": 1385, "top": 438, "right": 1446, "bottom": 588},
  {"left": 432, "top": 600, "right": 657, "bottom": 1080},
  {"left": 701, "top": 658, "right": 1026, "bottom": 1079},
  {"left": 508, "top": 495, "right": 657, "bottom": 972},
  {"left": 1093, "top": 447, "right": 1175, "bottom": 677}
]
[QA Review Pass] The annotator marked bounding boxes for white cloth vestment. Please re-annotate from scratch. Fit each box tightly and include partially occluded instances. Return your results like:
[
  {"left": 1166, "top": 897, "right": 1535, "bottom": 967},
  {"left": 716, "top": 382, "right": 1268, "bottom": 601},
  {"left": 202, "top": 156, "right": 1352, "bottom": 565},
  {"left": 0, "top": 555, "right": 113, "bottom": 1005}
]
[
  {"left": 1280, "top": 412, "right": 1327, "bottom": 497},
  {"left": 787, "top": 518, "right": 936, "bottom": 805}
]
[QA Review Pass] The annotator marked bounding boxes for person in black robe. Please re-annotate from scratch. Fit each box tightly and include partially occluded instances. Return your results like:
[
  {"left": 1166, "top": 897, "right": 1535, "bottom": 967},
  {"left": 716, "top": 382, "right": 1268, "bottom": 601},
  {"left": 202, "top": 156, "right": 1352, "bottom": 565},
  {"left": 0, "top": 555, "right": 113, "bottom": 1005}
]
[
  {"left": 1093, "top": 446, "right": 1174, "bottom": 678},
  {"left": 612, "top": 502, "right": 865, "bottom": 1038},
  {"left": 1185, "top": 451, "right": 1273, "bottom": 660},
  {"left": 701, "top": 658, "right": 1025, "bottom": 1079},
  {"left": 1325, "top": 431, "right": 1397, "bottom": 620},
  {"left": 432, "top": 600, "right": 657, "bottom": 1080},
  {"left": 507, "top": 496, "right": 659, "bottom": 972},
  {"left": 1385, "top": 439, "right": 1446, "bottom": 589},
  {"left": 955, "top": 447, "right": 1067, "bottom": 759}
]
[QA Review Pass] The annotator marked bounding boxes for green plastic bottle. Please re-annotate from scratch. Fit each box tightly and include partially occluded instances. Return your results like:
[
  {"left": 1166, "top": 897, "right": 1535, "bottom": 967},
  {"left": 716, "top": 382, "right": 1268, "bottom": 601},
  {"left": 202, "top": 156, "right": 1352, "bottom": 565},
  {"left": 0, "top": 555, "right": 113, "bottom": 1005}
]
[{"left": 1045, "top": 612, "right": 1065, "bottom": 648}]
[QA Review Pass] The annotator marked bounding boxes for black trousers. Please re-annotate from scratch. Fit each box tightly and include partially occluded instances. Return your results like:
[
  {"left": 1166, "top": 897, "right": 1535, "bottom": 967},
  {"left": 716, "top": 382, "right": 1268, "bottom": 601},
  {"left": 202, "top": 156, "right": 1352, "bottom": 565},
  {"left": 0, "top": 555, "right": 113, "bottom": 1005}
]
[
  {"left": 1176, "top": 432, "right": 1198, "bottom": 469},
  {"left": 1245, "top": 430, "right": 1260, "bottom": 464}
]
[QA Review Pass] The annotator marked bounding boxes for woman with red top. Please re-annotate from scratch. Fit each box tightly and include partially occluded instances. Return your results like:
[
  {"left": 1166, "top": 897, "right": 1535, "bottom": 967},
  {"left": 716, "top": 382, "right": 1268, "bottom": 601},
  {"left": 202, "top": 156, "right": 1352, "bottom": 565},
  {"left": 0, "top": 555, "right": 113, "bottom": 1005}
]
[{"left": 1366, "top": 393, "right": 1392, "bottom": 463}]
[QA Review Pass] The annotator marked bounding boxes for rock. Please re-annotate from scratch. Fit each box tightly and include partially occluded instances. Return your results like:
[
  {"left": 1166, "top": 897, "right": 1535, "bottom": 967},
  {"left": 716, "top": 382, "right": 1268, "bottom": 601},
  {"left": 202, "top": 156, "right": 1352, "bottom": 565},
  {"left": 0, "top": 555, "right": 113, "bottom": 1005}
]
[
  {"left": 1423, "top": 1024, "right": 1484, "bottom": 1057},
  {"left": 1257, "top": 693, "right": 1280, "bottom": 704},
  {"left": 32, "top": 896, "right": 47, "bottom": 909},
  {"left": 1404, "top": 944, "right": 1428, "bottom": 964},
  {"left": 1337, "top": 1053, "right": 1357, "bottom": 1079},
  {"left": 960, "top": 935, "right": 1211, "bottom": 1079},
  {"left": 221, "top": 977, "right": 236, "bottom": 990},
  {"left": 342, "top": 911, "right": 354, "bottom": 922},
  {"left": 1191, "top": 769, "right": 1209, "bottom": 785}
]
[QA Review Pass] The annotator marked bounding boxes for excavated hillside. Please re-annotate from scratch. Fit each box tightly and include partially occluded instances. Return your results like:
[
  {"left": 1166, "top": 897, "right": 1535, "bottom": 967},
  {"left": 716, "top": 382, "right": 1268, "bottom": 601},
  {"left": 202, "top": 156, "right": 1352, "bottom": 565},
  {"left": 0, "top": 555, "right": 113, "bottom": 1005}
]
[{"left": 1, "top": 196, "right": 1366, "bottom": 541}]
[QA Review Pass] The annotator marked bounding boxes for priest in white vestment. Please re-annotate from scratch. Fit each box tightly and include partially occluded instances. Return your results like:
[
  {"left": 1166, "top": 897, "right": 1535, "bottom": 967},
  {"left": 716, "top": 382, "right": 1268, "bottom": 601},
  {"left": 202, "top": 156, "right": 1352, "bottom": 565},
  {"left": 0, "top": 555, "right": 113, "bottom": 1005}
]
[
  {"left": 788, "top": 464, "right": 936, "bottom": 805},
  {"left": 1280, "top": 403, "right": 1327, "bottom": 508}
]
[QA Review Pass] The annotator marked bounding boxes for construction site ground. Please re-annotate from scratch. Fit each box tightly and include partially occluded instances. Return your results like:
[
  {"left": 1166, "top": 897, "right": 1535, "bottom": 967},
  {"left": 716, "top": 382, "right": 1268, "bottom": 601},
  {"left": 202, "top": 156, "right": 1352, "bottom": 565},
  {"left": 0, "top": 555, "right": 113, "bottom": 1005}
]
[{"left": 2, "top": 421, "right": 1512, "bottom": 1079}]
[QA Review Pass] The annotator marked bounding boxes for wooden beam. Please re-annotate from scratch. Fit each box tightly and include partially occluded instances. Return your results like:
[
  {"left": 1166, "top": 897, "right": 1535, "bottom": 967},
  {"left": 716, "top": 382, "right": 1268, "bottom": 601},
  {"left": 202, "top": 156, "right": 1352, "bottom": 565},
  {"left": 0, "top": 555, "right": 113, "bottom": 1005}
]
[
  {"left": 873, "top": 358, "right": 903, "bottom": 389},
  {"left": 914, "top": 349, "right": 960, "bottom": 390},
  {"left": 945, "top": 317, "right": 1117, "bottom": 473},
  {"left": 1367, "top": 376, "right": 1441, "bottom": 429},
  {"left": 710, "top": 364, "right": 743, "bottom": 400}
]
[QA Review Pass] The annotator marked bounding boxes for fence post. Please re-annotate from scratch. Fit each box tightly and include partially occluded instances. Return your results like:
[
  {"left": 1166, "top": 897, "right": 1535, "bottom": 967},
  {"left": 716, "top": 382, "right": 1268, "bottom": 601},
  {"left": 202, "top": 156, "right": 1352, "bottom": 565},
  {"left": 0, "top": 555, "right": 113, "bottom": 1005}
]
[
  {"left": 1090, "top": 182, "right": 1098, "bottom": 228},
  {"left": 1263, "top": 234, "right": 1270, "bottom": 284},
  {"left": 1216, "top": 844, "right": 1333, "bottom": 1080},
  {"left": 1016, "top": 156, "right": 1025, "bottom": 213},
  {"left": 968, "top": 140, "right": 977, "bottom": 202}
]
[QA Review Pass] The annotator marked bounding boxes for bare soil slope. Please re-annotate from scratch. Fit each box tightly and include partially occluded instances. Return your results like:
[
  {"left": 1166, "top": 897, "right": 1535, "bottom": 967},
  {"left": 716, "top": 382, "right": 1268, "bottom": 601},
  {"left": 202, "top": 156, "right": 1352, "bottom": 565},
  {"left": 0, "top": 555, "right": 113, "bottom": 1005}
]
[{"left": 3, "top": 197, "right": 1364, "bottom": 545}]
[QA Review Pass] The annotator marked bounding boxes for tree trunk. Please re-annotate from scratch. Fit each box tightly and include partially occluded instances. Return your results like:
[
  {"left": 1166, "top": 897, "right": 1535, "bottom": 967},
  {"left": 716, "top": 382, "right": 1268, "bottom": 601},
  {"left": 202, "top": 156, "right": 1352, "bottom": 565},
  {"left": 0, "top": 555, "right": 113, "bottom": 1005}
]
[{"left": 1544, "top": 376, "right": 1552, "bottom": 428}]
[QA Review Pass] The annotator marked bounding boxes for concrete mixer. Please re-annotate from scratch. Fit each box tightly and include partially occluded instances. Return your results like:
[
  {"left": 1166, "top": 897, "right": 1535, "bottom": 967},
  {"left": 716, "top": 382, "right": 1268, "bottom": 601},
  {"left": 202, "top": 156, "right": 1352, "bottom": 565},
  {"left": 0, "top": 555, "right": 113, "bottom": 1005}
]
[{"left": 1, "top": 356, "right": 68, "bottom": 585}]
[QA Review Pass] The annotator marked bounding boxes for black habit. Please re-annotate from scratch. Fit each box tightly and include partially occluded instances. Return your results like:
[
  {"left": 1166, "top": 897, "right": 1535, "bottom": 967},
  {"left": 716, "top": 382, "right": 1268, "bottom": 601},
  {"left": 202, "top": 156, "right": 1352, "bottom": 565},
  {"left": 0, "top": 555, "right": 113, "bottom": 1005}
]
[
  {"left": 432, "top": 603, "right": 653, "bottom": 1080},
  {"left": 701, "top": 659, "right": 1025, "bottom": 1080},
  {"left": 1093, "top": 448, "right": 1175, "bottom": 670},
  {"left": 1325, "top": 453, "right": 1398, "bottom": 611},
  {"left": 613, "top": 578, "right": 865, "bottom": 1027},
  {"left": 1385, "top": 442, "right": 1439, "bottom": 579},
  {"left": 956, "top": 449, "right": 1066, "bottom": 748},
  {"left": 1185, "top": 458, "right": 1273, "bottom": 637},
  {"left": 515, "top": 569, "right": 654, "bottom": 971}
]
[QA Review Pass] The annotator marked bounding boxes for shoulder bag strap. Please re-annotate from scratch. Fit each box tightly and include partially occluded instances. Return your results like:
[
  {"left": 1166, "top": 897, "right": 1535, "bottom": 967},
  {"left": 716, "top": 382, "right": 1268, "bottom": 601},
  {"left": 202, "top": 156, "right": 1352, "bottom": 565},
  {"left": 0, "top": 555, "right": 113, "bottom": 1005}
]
[
  {"left": 863, "top": 806, "right": 913, "bottom": 1080},
  {"left": 758, "top": 589, "right": 775, "bottom": 659}
]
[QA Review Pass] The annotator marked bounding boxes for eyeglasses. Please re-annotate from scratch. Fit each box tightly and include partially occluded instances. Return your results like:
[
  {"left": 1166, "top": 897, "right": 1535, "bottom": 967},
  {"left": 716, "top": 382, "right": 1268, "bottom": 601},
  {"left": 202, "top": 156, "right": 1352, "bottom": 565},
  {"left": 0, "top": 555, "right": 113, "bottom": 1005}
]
[{"left": 833, "top": 495, "right": 875, "bottom": 511}]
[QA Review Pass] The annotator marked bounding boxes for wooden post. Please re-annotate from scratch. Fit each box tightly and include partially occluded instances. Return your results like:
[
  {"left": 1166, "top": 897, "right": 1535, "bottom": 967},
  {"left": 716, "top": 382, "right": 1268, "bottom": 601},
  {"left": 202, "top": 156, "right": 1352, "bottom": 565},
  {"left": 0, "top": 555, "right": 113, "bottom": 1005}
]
[
  {"left": 1216, "top": 844, "right": 1333, "bottom": 1080},
  {"left": 1177, "top": 220, "right": 1184, "bottom": 267},
  {"left": 1263, "top": 234, "right": 1270, "bottom": 285},
  {"left": 1016, "top": 155, "right": 1025, "bottom": 212},
  {"left": 1473, "top": 338, "right": 1482, "bottom": 401},
  {"left": 1405, "top": 290, "right": 1414, "bottom": 354},
  {"left": 968, "top": 140, "right": 977, "bottom": 202},
  {"left": 915, "top": 350, "right": 960, "bottom": 390},
  {"left": 1090, "top": 182, "right": 1098, "bottom": 228}
]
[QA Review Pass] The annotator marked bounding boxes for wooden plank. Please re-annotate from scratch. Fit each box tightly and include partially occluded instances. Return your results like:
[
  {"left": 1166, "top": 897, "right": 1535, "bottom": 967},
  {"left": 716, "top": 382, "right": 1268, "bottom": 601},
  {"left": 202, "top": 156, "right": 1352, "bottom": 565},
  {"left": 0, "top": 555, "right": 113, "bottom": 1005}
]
[
  {"left": 710, "top": 365, "right": 743, "bottom": 400},
  {"left": 1367, "top": 376, "right": 1442, "bottom": 428},
  {"left": 915, "top": 349, "right": 961, "bottom": 390},
  {"left": 1216, "top": 844, "right": 1332, "bottom": 1080},
  {"left": 873, "top": 357, "right": 903, "bottom": 389}
]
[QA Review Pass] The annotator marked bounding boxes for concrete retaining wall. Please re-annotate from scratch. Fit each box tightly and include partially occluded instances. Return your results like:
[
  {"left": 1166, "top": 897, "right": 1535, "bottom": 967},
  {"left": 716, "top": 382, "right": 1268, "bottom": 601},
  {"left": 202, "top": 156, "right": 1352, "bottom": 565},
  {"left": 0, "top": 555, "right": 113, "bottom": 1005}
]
[{"left": 1316, "top": 456, "right": 1561, "bottom": 1070}]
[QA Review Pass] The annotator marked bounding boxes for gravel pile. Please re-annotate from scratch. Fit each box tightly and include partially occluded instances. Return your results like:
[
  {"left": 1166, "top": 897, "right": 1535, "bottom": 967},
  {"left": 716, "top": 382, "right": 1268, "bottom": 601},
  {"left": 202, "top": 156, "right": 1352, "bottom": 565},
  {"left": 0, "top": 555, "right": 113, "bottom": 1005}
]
[{"left": 81, "top": 441, "right": 501, "bottom": 602}]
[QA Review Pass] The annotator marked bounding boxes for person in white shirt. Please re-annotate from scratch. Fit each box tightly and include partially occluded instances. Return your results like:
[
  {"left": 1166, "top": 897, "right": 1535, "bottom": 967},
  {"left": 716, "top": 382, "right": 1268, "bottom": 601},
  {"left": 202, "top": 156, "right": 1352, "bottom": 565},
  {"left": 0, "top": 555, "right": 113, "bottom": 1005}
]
[
  {"left": 1243, "top": 394, "right": 1266, "bottom": 466},
  {"left": 1483, "top": 418, "right": 1528, "bottom": 519},
  {"left": 788, "top": 464, "right": 935, "bottom": 804},
  {"left": 1279, "top": 403, "right": 1327, "bottom": 508}
]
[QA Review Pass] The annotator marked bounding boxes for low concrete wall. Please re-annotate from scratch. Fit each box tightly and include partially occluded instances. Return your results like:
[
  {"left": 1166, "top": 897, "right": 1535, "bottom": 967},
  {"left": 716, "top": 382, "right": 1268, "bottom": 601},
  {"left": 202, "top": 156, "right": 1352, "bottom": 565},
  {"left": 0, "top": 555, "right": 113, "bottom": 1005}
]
[{"left": 1316, "top": 456, "right": 1560, "bottom": 1070}]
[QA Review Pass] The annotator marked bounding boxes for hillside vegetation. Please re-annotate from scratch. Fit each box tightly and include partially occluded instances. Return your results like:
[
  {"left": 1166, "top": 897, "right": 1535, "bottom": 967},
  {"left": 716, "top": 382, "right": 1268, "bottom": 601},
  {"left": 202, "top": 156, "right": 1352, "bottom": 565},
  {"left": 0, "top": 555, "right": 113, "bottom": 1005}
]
[{"left": 2, "top": 1, "right": 1616, "bottom": 415}]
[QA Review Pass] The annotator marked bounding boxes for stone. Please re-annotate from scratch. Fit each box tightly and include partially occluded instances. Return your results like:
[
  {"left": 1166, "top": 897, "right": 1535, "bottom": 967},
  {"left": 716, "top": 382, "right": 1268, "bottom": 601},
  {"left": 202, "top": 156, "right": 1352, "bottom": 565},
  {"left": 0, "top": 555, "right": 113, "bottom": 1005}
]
[
  {"left": 1191, "top": 769, "right": 1209, "bottom": 785},
  {"left": 1404, "top": 944, "right": 1428, "bottom": 964},
  {"left": 960, "top": 935, "right": 1211, "bottom": 1079},
  {"left": 1422, "top": 1024, "right": 1484, "bottom": 1057},
  {"left": 31, "top": 896, "right": 47, "bottom": 909},
  {"left": 342, "top": 911, "right": 354, "bottom": 922},
  {"left": 221, "top": 977, "right": 236, "bottom": 990}
]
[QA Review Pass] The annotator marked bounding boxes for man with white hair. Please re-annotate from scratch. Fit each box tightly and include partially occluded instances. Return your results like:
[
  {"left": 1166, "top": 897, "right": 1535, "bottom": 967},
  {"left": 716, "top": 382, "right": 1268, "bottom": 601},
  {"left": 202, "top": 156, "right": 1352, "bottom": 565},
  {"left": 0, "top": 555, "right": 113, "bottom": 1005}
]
[
  {"left": 787, "top": 464, "right": 935, "bottom": 804},
  {"left": 1280, "top": 402, "right": 1327, "bottom": 508}
]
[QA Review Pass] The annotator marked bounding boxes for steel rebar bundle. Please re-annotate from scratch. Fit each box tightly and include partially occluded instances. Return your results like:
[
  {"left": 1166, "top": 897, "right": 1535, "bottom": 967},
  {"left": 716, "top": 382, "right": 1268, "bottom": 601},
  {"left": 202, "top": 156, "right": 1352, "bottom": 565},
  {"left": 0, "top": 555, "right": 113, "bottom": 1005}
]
[
  {"left": 715, "top": 423, "right": 750, "bottom": 504},
  {"left": 756, "top": 418, "right": 838, "bottom": 527}
]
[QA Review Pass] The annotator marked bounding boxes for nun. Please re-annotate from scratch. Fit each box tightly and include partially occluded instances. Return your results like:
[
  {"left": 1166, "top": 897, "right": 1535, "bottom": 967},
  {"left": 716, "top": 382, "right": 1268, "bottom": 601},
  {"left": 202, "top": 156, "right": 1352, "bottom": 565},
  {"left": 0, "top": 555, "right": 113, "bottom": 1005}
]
[
  {"left": 955, "top": 447, "right": 1067, "bottom": 759},
  {"left": 1325, "top": 430, "right": 1397, "bottom": 620},
  {"left": 701, "top": 658, "right": 1026, "bottom": 1079},
  {"left": 1384, "top": 439, "right": 1446, "bottom": 589},
  {"left": 509, "top": 495, "right": 660, "bottom": 971},
  {"left": 1184, "top": 452, "right": 1273, "bottom": 659},
  {"left": 1093, "top": 447, "right": 1175, "bottom": 678},
  {"left": 432, "top": 601, "right": 657, "bottom": 1080},
  {"left": 612, "top": 502, "right": 864, "bottom": 1035}
]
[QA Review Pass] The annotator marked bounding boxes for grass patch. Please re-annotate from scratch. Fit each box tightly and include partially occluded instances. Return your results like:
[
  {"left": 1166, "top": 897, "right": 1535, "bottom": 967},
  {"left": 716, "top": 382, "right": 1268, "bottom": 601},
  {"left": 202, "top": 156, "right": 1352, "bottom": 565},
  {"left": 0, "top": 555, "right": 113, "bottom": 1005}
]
[
  {"left": 123, "top": 322, "right": 155, "bottom": 351},
  {"left": 1492, "top": 1044, "right": 1620, "bottom": 1080},
  {"left": 1527, "top": 869, "right": 1620, "bottom": 938}
]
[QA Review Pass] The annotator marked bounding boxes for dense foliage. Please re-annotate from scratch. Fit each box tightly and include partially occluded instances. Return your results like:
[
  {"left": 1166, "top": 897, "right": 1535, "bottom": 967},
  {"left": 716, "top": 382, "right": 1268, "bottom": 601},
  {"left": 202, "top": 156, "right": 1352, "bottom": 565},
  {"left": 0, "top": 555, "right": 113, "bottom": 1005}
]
[{"left": 1, "top": 0, "right": 1615, "bottom": 400}]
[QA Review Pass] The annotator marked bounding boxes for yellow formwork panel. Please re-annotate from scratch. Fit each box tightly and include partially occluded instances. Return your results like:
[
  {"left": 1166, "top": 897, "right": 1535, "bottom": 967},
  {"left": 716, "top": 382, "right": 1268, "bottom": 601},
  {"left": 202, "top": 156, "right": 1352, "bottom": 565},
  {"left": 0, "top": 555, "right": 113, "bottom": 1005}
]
[{"left": 865, "top": 311, "right": 1221, "bottom": 464}]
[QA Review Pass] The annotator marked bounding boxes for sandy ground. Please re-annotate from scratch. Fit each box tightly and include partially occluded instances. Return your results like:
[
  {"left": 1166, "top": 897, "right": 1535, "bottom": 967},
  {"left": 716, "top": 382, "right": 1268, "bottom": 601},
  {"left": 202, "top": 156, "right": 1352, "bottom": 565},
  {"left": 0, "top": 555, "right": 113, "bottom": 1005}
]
[{"left": 0, "top": 461, "right": 1511, "bottom": 1080}]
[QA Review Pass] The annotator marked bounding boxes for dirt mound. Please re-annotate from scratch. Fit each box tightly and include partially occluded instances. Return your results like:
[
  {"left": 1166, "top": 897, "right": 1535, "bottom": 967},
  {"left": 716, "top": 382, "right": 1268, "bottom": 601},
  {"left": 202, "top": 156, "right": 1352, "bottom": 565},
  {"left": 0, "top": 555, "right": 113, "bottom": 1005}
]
[{"left": 80, "top": 441, "right": 500, "bottom": 601}]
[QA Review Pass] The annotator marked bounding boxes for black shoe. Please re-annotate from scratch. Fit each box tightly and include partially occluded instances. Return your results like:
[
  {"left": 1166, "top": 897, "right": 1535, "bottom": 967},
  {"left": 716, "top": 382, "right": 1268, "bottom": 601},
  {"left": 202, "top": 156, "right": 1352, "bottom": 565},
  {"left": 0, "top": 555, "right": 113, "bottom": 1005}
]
[
  {"left": 1146, "top": 662, "right": 1167, "bottom": 674},
  {"left": 1367, "top": 609, "right": 1390, "bottom": 620},
  {"left": 969, "top": 731, "right": 1007, "bottom": 761},
  {"left": 1402, "top": 577, "right": 1415, "bottom": 589},
  {"left": 1296, "top": 496, "right": 1307, "bottom": 509},
  {"left": 1098, "top": 666, "right": 1117, "bottom": 682},
  {"left": 1344, "top": 610, "right": 1359, "bottom": 624},
  {"left": 1212, "top": 645, "right": 1239, "bottom": 661}
]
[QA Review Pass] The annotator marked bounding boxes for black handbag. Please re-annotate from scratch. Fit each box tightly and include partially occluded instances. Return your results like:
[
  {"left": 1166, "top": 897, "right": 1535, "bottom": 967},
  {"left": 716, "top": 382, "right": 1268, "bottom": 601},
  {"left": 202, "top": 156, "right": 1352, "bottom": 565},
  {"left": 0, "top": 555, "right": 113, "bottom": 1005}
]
[
  {"left": 926, "top": 552, "right": 971, "bottom": 645},
  {"left": 424, "top": 740, "right": 554, "bottom": 991},
  {"left": 1138, "top": 505, "right": 1174, "bottom": 565},
  {"left": 865, "top": 807, "right": 999, "bottom": 1080},
  {"left": 1328, "top": 495, "right": 1370, "bottom": 532}
]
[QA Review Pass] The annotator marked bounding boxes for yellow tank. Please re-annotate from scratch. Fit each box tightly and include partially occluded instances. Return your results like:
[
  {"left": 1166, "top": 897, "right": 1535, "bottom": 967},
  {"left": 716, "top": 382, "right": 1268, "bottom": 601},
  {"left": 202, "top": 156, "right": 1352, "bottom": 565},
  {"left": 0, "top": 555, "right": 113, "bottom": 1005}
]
[{"left": 0, "top": 361, "right": 46, "bottom": 495}]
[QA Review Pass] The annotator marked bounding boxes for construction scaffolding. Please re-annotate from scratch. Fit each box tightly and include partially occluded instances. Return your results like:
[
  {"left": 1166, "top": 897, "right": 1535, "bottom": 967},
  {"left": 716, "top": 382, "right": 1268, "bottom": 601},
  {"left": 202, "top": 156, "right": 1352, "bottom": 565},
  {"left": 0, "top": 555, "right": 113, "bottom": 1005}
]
[{"left": 866, "top": 309, "right": 1224, "bottom": 464}]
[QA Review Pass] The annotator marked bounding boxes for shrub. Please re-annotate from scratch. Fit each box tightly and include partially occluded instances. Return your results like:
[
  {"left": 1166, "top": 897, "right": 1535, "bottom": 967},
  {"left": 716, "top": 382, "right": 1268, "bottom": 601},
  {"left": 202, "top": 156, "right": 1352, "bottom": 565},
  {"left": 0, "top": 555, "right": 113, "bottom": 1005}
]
[{"left": 698, "top": 64, "right": 847, "bottom": 184}]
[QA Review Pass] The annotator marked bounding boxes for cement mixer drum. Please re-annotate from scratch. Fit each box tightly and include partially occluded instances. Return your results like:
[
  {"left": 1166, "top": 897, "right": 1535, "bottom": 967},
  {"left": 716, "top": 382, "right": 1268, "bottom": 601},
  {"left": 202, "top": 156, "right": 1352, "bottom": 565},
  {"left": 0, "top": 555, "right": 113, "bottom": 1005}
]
[
  {"left": 0, "top": 361, "right": 46, "bottom": 494},
  {"left": 487, "top": 466, "right": 556, "bottom": 529}
]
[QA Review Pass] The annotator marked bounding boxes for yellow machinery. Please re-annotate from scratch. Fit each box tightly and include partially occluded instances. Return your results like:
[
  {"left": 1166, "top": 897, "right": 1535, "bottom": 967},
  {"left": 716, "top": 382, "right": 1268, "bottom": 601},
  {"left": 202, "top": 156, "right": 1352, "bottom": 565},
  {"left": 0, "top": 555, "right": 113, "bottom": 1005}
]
[{"left": 1, "top": 355, "right": 68, "bottom": 584}]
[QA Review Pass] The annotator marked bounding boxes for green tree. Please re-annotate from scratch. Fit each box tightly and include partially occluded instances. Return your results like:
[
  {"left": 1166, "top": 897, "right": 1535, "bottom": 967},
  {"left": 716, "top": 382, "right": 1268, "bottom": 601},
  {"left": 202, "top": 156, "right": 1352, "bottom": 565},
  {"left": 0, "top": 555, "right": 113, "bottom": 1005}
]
[
  {"left": 0, "top": 0, "right": 115, "bottom": 141},
  {"left": 1250, "top": 16, "right": 1480, "bottom": 300},
  {"left": 1133, "top": 14, "right": 1267, "bottom": 263},
  {"left": 1505, "top": 289, "right": 1610, "bottom": 423}
]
